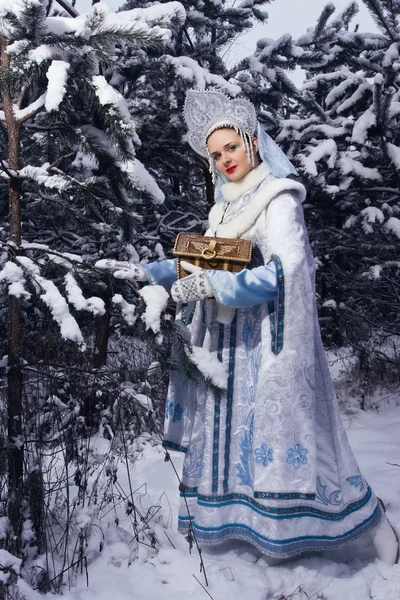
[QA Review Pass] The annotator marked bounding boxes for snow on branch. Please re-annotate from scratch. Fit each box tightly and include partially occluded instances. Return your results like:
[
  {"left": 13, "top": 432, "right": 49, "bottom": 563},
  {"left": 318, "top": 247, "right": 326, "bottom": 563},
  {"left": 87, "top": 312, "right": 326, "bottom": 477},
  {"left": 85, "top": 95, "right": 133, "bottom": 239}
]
[
  {"left": 186, "top": 346, "right": 228, "bottom": 390},
  {"left": 386, "top": 143, "right": 400, "bottom": 170},
  {"left": 91, "top": 75, "right": 140, "bottom": 145},
  {"left": 0, "top": 549, "right": 21, "bottom": 584},
  {"left": 163, "top": 56, "right": 241, "bottom": 95},
  {"left": 81, "top": 125, "right": 164, "bottom": 204},
  {"left": 0, "top": 261, "right": 31, "bottom": 300},
  {"left": 139, "top": 285, "right": 169, "bottom": 334},
  {"left": 7, "top": 93, "right": 47, "bottom": 123},
  {"left": 361, "top": 206, "right": 385, "bottom": 224},
  {"left": 351, "top": 106, "right": 376, "bottom": 144},
  {"left": 338, "top": 157, "right": 381, "bottom": 181},
  {"left": 0, "top": 0, "right": 39, "bottom": 18},
  {"left": 45, "top": 60, "right": 70, "bottom": 112},
  {"left": 298, "top": 139, "right": 337, "bottom": 176},
  {"left": 45, "top": 1, "right": 186, "bottom": 42},
  {"left": 17, "top": 257, "right": 85, "bottom": 346},
  {"left": 20, "top": 241, "right": 84, "bottom": 268},
  {"left": 64, "top": 273, "right": 105, "bottom": 316},
  {"left": 112, "top": 294, "right": 137, "bottom": 326},
  {"left": 336, "top": 82, "right": 371, "bottom": 115},
  {"left": 28, "top": 44, "right": 65, "bottom": 65},
  {"left": 19, "top": 165, "right": 73, "bottom": 191},
  {"left": 115, "top": 2, "right": 186, "bottom": 28},
  {"left": 324, "top": 74, "right": 363, "bottom": 108},
  {"left": 385, "top": 216, "right": 400, "bottom": 239}
]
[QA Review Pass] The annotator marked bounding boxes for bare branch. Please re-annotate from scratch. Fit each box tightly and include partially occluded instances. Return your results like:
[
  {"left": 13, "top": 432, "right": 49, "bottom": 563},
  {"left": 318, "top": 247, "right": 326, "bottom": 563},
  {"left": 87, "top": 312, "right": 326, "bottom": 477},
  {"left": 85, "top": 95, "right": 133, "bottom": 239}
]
[{"left": 54, "top": 0, "right": 79, "bottom": 18}]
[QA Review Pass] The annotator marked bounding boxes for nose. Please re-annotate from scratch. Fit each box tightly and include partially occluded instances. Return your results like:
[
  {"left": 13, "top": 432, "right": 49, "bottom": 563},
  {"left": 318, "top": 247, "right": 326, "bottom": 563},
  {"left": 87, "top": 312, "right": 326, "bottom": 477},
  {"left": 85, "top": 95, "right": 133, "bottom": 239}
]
[{"left": 222, "top": 152, "right": 231, "bottom": 166}]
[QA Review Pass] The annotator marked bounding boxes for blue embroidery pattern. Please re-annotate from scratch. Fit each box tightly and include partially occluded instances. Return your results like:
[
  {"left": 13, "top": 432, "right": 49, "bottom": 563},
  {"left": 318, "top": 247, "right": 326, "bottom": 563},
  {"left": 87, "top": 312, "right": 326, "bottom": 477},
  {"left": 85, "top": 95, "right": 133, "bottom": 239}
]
[
  {"left": 242, "top": 307, "right": 262, "bottom": 409},
  {"left": 183, "top": 440, "right": 205, "bottom": 479},
  {"left": 223, "top": 315, "right": 237, "bottom": 493},
  {"left": 315, "top": 476, "right": 343, "bottom": 506},
  {"left": 165, "top": 402, "right": 183, "bottom": 423},
  {"left": 255, "top": 443, "right": 273, "bottom": 467},
  {"left": 287, "top": 443, "right": 308, "bottom": 469},
  {"left": 346, "top": 475, "right": 365, "bottom": 492},
  {"left": 172, "top": 403, "right": 183, "bottom": 423},
  {"left": 254, "top": 491, "right": 316, "bottom": 500},
  {"left": 236, "top": 413, "right": 254, "bottom": 487}
]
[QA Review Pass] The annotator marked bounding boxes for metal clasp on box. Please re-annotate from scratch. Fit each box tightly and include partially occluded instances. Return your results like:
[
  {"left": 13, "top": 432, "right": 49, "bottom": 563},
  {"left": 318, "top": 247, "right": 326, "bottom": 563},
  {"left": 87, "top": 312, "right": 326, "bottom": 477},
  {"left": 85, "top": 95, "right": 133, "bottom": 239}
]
[{"left": 201, "top": 239, "right": 218, "bottom": 260}]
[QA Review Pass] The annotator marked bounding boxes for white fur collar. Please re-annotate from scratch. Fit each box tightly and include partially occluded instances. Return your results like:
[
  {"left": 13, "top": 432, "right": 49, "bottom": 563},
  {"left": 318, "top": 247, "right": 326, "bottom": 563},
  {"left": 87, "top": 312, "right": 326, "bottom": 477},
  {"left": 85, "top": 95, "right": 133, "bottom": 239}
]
[
  {"left": 222, "top": 162, "right": 271, "bottom": 203},
  {"left": 209, "top": 178, "right": 307, "bottom": 239}
]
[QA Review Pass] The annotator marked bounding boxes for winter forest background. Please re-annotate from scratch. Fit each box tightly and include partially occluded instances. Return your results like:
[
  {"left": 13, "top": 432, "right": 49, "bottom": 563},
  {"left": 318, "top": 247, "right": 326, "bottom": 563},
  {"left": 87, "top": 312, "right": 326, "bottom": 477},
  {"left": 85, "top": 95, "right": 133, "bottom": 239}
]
[{"left": 0, "top": 0, "right": 399, "bottom": 598}]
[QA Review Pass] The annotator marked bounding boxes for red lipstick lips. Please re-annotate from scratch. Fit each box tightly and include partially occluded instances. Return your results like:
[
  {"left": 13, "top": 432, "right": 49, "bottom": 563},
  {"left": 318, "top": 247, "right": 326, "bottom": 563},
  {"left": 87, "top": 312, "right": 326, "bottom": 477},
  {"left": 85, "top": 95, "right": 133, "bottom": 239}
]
[{"left": 226, "top": 165, "right": 237, "bottom": 174}]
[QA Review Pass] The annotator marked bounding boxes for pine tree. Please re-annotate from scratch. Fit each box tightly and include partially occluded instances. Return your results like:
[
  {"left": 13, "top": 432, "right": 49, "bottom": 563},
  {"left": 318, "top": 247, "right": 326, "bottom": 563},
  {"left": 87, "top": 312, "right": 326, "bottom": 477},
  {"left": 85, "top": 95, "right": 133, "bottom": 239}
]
[
  {"left": 0, "top": 0, "right": 184, "bottom": 559},
  {"left": 246, "top": 1, "right": 400, "bottom": 384}
]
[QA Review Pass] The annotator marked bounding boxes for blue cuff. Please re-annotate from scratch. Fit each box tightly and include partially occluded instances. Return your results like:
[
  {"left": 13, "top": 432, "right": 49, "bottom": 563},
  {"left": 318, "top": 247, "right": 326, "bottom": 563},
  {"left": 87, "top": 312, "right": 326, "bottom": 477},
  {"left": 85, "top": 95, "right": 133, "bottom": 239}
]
[
  {"left": 206, "top": 263, "right": 278, "bottom": 308},
  {"left": 141, "top": 259, "right": 177, "bottom": 291}
]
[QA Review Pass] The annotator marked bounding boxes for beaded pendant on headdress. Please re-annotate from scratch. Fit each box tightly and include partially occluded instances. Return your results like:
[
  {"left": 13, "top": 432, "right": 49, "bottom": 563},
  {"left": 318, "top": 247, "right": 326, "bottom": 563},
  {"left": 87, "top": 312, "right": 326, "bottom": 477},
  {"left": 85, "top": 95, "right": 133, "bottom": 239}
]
[{"left": 183, "top": 89, "right": 257, "bottom": 158}]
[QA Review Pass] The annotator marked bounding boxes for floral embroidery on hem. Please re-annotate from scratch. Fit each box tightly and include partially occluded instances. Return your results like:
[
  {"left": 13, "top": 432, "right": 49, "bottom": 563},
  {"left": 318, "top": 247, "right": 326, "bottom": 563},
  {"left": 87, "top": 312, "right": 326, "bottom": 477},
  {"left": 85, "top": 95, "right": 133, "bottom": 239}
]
[
  {"left": 165, "top": 402, "right": 183, "bottom": 423},
  {"left": 287, "top": 443, "right": 308, "bottom": 469},
  {"left": 255, "top": 443, "right": 273, "bottom": 467},
  {"left": 173, "top": 403, "right": 183, "bottom": 423}
]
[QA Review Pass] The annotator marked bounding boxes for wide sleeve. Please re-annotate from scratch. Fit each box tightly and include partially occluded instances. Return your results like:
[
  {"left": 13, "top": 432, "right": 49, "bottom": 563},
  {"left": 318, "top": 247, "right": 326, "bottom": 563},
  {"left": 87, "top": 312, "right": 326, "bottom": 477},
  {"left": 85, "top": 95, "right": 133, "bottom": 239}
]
[
  {"left": 141, "top": 258, "right": 177, "bottom": 291},
  {"left": 205, "top": 263, "right": 278, "bottom": 308}
]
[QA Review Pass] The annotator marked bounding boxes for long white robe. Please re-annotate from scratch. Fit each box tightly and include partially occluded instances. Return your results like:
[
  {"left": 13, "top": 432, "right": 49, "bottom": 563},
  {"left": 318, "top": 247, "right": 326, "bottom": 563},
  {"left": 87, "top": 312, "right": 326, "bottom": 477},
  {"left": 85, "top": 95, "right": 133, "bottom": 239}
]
[{"left": 163, "top": 165, "right": 380, "bottom": 559}]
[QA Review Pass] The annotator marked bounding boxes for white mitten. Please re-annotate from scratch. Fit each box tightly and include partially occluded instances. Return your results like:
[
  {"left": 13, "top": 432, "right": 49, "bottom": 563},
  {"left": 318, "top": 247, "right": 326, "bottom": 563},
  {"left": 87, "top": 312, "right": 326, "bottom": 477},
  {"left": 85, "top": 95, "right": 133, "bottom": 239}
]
[
  {"left": 171, "top": 261, "right": 213, "bottom": 302},
  {"left": 95, "top": 259, "right": 148, "bottom": 281}
]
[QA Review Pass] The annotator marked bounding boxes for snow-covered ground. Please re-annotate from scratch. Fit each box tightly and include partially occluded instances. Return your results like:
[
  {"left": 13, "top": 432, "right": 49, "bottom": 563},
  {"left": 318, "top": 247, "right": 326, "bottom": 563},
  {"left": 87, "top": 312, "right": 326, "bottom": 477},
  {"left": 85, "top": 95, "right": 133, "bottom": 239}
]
[{"left": 17, "top": 404, "right": 400, "bottom": 600}]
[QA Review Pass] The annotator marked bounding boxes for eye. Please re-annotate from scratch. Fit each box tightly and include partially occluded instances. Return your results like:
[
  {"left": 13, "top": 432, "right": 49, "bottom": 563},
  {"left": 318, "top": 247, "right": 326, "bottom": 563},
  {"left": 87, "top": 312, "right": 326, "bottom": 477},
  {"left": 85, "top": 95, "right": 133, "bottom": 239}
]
[{"left": 228, "top": 145, "right": 238, "bottom": 151}]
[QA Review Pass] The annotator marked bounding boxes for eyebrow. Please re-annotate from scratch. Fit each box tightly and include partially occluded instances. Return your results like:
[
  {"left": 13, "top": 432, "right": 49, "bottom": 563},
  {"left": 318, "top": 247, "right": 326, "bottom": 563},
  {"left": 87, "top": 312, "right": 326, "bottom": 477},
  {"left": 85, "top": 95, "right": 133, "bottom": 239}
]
[{"left": 209, "top": 141, "right": 237, "bottom": 158}]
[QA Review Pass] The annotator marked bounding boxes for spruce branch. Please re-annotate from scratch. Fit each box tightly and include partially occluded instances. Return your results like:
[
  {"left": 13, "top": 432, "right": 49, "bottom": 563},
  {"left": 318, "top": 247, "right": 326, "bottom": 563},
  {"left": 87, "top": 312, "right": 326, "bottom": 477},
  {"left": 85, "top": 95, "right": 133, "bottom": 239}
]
[
  {"left": 47, "top": 152, "right": 76, "bottom": 171},
  {"left": 314, "top": 3, "right": 336, "bottom": 41},
  {"left": 363, "top": 0, "right": 397, "bottom": 41}
]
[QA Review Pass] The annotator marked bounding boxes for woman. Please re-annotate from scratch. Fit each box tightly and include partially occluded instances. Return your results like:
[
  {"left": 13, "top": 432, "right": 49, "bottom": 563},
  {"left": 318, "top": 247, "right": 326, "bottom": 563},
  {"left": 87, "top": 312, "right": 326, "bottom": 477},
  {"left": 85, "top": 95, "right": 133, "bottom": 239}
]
[{"left": 98, "top": 90, "right": 398, "bottom": 563}]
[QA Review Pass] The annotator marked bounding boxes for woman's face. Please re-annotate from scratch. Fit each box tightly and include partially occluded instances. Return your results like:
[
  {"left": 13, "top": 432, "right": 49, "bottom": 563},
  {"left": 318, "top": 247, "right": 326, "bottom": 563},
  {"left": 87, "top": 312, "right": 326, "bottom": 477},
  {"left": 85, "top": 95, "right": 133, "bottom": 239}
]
[{"left": 207, "top": 128, "right": 259, "bottom": 182}]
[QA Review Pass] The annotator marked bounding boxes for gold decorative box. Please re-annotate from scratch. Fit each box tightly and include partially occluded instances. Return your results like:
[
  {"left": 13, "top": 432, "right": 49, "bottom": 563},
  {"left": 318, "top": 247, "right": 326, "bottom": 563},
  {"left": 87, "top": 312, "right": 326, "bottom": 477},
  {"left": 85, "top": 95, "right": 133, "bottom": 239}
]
[{"left": 173, "top": 233, "right": 253, "bottom": 279}]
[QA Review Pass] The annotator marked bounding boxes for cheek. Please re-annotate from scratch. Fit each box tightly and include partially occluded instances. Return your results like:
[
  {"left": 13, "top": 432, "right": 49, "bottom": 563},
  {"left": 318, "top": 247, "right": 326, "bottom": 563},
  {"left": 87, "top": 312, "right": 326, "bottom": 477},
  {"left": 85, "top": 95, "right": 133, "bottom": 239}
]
[{"left": 236, "top": 146, "right": 249, "bottom": 165}]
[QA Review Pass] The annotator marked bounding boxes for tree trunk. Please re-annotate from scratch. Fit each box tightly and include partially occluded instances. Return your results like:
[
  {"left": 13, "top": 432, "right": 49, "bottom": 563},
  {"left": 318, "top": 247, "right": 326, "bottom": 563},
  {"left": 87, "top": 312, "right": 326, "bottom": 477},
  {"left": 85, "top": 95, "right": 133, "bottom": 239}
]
[
  {"left": 1, "top": 36, "right": 24, "bottom": 554},
  {"left": 93, "top": 286, "right": 111, "bottom": 369},
  {"left": 202, "top": 162, "right": 215, "bottom": 214}
]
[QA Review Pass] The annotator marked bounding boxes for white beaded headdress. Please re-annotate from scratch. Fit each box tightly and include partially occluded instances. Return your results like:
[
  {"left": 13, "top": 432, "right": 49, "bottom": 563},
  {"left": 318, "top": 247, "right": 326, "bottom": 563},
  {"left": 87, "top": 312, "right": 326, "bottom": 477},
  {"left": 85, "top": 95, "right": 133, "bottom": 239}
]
[{"left": 184, "top": 90, "right": 258, "bottom": 183}]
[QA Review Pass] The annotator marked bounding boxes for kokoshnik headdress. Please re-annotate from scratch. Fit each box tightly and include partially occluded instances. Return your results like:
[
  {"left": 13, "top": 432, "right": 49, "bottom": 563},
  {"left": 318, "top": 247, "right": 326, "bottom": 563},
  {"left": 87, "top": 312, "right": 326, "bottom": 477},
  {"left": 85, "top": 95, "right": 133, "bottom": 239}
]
[{"left": 183, "top": 89, "right": 298, "bottom": 199}]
